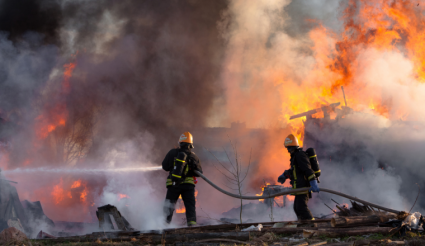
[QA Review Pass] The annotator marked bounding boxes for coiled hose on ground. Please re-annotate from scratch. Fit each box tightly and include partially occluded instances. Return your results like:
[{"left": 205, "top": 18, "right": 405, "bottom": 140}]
[{"left": 194, "top": 170, "right": 401, "bottom": 214}]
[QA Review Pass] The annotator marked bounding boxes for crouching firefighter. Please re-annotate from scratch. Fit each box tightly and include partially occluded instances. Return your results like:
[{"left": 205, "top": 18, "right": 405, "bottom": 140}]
[
  {"left": 277, "top": 134, "right": 320, "bottom": 221},
  {"left": 162, "top": 132, "right": 203, "bottom": 227}
]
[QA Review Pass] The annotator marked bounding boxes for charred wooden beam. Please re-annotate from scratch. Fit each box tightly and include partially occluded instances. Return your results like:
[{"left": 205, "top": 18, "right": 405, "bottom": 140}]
[
  {"left": 96, "top": 204, "right": 133, "bottom": 231},
  {"left": 259, "top": 227, "right": 316, "bottom": 234},
  {"left": 303, "top": 227, "right": 394, "bottom": 238},
  {"left": 157, "top": 219, "right": 332, "bottom": 234},
  {"left": 341, "top": 86, "right": 348, "bottom": 107},
  {"left": 336, "top": 205, "right": 351, "bottom": 216},
  {"left": 141, "top": 232, "right": 250, "bottom": 244},
  {"left": 289, "top": 102, "right": 340, "bottom": 120},
  {"left": 331, "top": 214, "right": 396, "bottom": 228}
]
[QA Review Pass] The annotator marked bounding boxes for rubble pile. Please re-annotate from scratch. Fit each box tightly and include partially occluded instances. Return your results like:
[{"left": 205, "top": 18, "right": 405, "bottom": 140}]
[
  {"left": 0, "top": 227, "right": 30, "bottom": 246},
  {"left": 0, "top": 190, "right": 416, "bottom": 246},
  {"left": 26, "top": 204, "right": 425, "bottom": 246},
  {"left": 0, "top": 162, "right": 421, "bottom": 245}
]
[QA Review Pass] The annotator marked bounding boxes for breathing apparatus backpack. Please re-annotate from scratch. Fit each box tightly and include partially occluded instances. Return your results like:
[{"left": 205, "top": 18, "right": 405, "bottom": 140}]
[
  {"left": 171, "top": 151, "right": 188, "bottom": 186},
  {"left": 305, "top": 148, "right": 321, "bottom": 182}
]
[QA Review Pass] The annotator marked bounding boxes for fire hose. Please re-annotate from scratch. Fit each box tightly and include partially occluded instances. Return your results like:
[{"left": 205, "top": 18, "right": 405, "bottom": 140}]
[{"left": 194, "top": 170, "right": 401, "bottom": 214}]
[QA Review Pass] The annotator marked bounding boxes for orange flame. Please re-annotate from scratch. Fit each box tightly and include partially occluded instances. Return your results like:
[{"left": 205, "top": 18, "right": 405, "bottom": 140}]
[
  {"left": 62, "top": 62, "right": 76, "bottom": 92},
  {"left": 255, "top": 183, "right": 296, "bottom": 203},
  {"left": 63, "top": 63, "right": 76, "bottom": 79},
  {"left": 175, "top": 191, "right": 198, "bottom": 214},
  {"left": 287, "top": 196, "right": 295, "bottom": 202},
  {"left": 118, "top": 194, "right": 130, "bottom": 201},
  {"left": 275, "top": 0, "right": 425, "bottom": 145},
  {"left": 51, "top": 178, "right": 89, "bottom": 205},
  {"left": 80, "top": 187, "right": 88, "bottom": 202},
  {"left": 34, "top": 61, "right": 76, "bottom": 140},
  {"left": 51, "top": 178, "right": 64, "bottom": 204},
  {"left": 35, "top": 110, "right": 67, "bottom": 139},
  {"left": 71, "top": 180, "right": 82, "bottom": 189},
  {"left": 176, "top": 194, "right": 186, "bottom": 213},
  {"left": 255, "top": 193, "right": 264, "bottom": 202},
  {"left": 255, "top": 183, "right": 271, "bottom": 202}
]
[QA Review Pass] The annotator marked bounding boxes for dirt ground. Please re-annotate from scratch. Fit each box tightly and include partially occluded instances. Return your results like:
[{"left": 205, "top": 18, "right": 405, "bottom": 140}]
[{"left": 30, "top": 234, "right": 425, "bottom": 246}]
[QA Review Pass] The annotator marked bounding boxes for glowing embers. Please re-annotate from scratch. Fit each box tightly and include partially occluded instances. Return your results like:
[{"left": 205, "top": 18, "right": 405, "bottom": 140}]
[{"left": 326, "top": 199, "right": 380, "bottom": 217}]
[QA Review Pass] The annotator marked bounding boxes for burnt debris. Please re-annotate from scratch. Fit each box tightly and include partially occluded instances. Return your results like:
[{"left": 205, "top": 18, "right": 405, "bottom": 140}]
[{"left": 96, "top": 204, "right": 134, "bottom": 231}]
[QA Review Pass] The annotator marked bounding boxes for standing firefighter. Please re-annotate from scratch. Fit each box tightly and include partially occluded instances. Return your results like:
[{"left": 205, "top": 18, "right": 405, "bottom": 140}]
[
  {"left": 162, "top": 132, "right": 202, "bottom": 226},
  {"left": 277, "top": 134, "right": 320, "bottom": 221}
]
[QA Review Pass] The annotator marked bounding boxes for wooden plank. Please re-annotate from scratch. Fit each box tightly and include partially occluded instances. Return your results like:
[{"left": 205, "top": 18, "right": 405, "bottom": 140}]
[
  {"left": 254, "top": 227, "right": 318, "bottom": 234},
  {"left": 289, "top": 103, "right": 340, "bottom": 120},
  {"left": 331, "top": 215, "right": 396, "bottom": 227},
  {"left": 326, "top": 243, "right": 354, "bottom": 246},
  {"left": 303, "top": 227, "right": 394, "bottom": 238},
  {"left": 141, "top": 231, "right": 250, "bottom": 244},
  {"left": 310, "top": 241, "right": 328, "bottom": 246},
  {"left": 40, "top": 232, "right": 249, "bottom": 244},
  {"left": 158, "top": 219, "right": 331, "bottom": 234}
]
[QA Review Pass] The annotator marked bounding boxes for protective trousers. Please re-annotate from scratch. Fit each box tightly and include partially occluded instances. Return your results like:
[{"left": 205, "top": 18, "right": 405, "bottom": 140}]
[
  {"left": 164, "top": 184, "right": 196, "bottom": 226},
  {"left": 293, "top": 194, "right": 313, "bottom": 220}
]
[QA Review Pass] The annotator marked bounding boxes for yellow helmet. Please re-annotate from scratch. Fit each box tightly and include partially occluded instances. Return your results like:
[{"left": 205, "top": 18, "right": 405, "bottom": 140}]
[
  {"left": 178, "top": 132, "right": 193, "bottom": 144},
  {"left": 284, "top": 134, "right": 299, "bottom": 147}
]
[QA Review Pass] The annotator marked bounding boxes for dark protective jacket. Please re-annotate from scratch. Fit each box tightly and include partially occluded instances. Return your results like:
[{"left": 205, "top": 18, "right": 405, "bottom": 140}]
[
  {"left": 162, "top": 148, "right": 203, "bottom": 187},
  {"left": 287, "top": 148, "right": 316, "bottom": 195}
]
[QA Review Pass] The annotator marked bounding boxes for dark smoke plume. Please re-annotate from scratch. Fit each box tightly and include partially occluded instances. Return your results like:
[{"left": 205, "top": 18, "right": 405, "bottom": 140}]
[
  {"left": 0, "top": 0, "right": 228, "bottom": 167},
  {"left": 0, "top": 0, "right": 229, "bottom": 224},
  {"left": 0, "top": 0, "right": 61, "bottom": 44}
]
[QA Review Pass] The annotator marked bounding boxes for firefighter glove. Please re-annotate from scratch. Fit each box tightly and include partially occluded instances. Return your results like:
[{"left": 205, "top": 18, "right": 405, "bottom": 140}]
[
  {"left": 277, "top": 173, "right": 287, "bottom": 184},
  {"left": 283, "top": 169, "right": 292, "bottom": 180},
  {"left": 309, "top": 180, "right": 320, "bottom": 193}
]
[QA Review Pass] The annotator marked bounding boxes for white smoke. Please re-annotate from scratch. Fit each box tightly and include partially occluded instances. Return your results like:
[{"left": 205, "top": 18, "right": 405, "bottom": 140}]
[
  {"left": 2, "top": 0, "right": 425, "bottom": 233},
  {"left": 215, "top": 0, "right": 425, "bottom": 217}
]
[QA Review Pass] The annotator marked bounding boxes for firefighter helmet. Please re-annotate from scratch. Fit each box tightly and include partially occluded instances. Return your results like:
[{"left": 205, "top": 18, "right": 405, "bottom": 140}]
[
  {"left": 284, "top": 134, "right": 299, "bottom": 147},
  {"left": 178, "top": 132, "right": 193, "bottom": 144}
]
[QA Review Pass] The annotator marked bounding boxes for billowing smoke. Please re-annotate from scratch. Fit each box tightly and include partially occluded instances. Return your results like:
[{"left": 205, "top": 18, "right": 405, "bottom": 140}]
[
  {"left": 215, "top": 0, "right": 425, "bottom": 217},
  {"left": 0, "top": 0, "right": 228, "bottom": 227},
  {"left": 0, "top": 0, "right": 424, "bottom": 233}
]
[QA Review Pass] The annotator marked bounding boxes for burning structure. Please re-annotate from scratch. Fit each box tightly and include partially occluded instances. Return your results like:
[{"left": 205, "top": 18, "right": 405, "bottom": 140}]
[
  {"left": 0, "top": 0, "right": 425, "bottom": 245},
  {"left": 289, "top": 87, "right": 354, "bottom": 163}
]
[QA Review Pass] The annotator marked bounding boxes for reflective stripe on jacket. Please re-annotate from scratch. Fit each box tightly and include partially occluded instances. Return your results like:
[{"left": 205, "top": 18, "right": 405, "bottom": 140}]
[
  {"left": 289, "top": 148, "right": 316, "bottom": 196},
  {"left": 162, "top": 148, "right": 202, "bottom": 187},
  {"left": 166, "top": 165, "right": 196, "bottom": 186}
]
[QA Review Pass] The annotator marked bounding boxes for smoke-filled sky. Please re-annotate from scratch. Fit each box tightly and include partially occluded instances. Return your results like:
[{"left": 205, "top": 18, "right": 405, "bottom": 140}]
[{"left": 0, "top": 0, "right": 424, "bottom": 229}]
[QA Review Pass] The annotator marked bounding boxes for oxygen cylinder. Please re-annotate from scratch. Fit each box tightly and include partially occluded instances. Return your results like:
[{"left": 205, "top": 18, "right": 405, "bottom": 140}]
[
  {"left": 305, "top": 148, "right": 320, "bottom": 179},
  {"left": 171, "top": 151, "right": 187, "bottom": 185}
]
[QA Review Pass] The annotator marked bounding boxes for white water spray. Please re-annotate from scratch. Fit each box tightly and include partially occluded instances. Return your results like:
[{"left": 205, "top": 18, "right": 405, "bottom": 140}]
[{"left": 2, "top": 166, "right": 162, "bottom": 174}]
